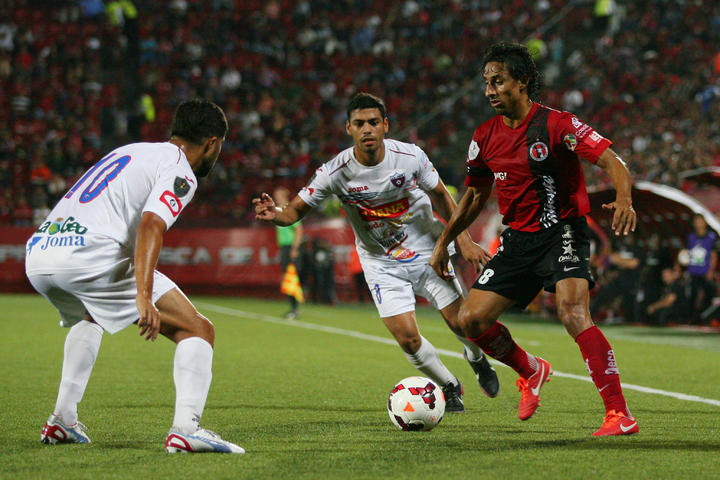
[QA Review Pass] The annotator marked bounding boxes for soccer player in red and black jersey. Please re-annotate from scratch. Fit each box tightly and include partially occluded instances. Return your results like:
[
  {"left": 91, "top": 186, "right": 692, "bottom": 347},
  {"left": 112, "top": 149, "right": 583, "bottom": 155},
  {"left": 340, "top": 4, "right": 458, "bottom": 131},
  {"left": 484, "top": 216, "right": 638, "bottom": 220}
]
[{"left": 430, "top": 42, "right": 638, "bottom": 436}]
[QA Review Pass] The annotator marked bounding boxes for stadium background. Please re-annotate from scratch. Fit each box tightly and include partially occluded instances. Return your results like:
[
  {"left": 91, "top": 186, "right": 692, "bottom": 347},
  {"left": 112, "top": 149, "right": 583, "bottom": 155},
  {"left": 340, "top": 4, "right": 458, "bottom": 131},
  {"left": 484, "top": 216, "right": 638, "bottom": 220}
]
[{"left": 1, "top": 0, "right": 719, "bottom": 321}]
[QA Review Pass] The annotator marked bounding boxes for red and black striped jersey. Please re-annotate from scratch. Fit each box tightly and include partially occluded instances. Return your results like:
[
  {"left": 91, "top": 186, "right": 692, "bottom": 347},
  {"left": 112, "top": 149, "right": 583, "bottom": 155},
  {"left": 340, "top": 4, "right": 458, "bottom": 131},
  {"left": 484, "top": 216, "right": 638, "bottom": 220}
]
[{"left": 465, "top": 103, "right": 611, "bottom": 232}]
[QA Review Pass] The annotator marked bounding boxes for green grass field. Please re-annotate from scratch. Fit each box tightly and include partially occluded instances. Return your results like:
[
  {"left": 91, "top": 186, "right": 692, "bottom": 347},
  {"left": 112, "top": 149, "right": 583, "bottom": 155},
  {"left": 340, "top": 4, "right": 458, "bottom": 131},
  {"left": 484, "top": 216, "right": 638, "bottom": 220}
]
[{"left": 1, "top": 293, "right": 719, "bottom": 479}]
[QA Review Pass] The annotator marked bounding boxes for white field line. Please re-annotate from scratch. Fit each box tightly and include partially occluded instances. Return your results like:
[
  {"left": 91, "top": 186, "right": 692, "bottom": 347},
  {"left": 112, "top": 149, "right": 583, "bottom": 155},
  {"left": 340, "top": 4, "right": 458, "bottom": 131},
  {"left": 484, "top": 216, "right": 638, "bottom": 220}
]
[{"left": 197, "top": 302, "right": 720, "bottom": 408}]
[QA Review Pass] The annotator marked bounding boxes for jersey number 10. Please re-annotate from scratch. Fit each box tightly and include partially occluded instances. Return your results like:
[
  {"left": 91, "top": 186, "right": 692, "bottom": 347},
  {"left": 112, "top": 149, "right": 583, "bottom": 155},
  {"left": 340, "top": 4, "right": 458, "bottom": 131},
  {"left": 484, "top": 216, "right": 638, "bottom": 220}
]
[{"left": 64, "top": 153, "right": 131, "bottom": 203}]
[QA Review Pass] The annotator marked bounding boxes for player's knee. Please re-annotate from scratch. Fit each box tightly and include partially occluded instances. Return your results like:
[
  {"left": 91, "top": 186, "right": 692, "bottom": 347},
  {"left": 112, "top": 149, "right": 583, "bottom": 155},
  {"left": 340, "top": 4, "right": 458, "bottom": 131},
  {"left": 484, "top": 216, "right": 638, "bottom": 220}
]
[
  {"left": 396, "top": 333, "right": 421, "bottom": 354},
  {"left": 458, "top": 304, "right": 489, "bottom": 333},
  {"left": 192, "top": 312, "right": 215, "bottom": 345},
  {"left": 556, "top": 299, "right": 590, "bottom": 335}
]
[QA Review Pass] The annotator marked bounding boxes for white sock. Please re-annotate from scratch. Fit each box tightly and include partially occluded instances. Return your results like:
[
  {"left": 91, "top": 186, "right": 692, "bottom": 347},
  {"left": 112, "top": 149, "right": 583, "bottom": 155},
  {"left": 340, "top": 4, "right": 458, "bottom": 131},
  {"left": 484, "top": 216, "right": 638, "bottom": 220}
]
[
  {"left": 172, "top": 337, "right": 213, "bottom": 434},
  {"left": 456, "top": 334, "right": 485, "bottom": 362},
  {"left": 403, "top": 336, "right": 456, "bottom": 387},
  {"left": 54, "top": 320, "right": 103, "bottom": 426}
]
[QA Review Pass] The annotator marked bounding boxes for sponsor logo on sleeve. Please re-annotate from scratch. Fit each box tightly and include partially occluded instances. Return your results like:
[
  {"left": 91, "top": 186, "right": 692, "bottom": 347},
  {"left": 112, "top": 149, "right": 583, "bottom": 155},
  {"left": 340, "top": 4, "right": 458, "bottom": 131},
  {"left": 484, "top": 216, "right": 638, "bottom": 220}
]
[
  {"left": 174, "top": 176, "right": 191, "bottom": 197},
  {"left": 563, "top": 133, "right": 578, "bottom": 151},
  {"left": 160, "top": 190, "right": 182, "bottom": 217},
  {"left": 468, "top": 140, "right": 480, "bottom": 160},
  {"left": 584, "top": 131, "right": 605, "bottom": 148}
]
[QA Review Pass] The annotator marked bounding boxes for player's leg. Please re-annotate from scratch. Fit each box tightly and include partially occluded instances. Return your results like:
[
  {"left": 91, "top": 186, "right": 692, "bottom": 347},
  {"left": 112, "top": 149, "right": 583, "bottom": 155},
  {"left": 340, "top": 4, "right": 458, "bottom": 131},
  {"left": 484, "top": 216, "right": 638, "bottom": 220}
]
[
  {"left": 459, "top": 265, "right": 552, "bottom": 420},
  {"left": 28, "top": 274, "right": 99, "bottom": 445},
  {"left": 154, "top": 285, "right": 244, "bottom": 453},
  {"left": 555, "top": 278, "right": 638, "bottom": 436},
  {"left": 381, "top": 311, "right": 464, "bottom": 412},
  {"left": 438, "top": 297, "right": 500, "bottom": 398}
]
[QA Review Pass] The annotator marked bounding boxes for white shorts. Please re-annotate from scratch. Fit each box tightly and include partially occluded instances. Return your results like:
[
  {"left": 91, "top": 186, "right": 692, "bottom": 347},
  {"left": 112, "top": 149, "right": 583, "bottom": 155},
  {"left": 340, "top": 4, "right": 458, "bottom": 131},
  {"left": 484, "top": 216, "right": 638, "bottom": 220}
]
[
  {"left": 27, "top": 257, "right": 177, "bottom": 334},
  {"left": 362, "top": 260, "right": 461, "bottom": 318}
]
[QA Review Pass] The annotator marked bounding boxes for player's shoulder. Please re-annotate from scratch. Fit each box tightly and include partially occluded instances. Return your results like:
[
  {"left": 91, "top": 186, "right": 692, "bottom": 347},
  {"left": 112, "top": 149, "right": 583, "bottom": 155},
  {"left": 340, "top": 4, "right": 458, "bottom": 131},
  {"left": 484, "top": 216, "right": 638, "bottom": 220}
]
[
  {"left": 117, "top": 141, "right": 185, "bottom": 164},
  {"left": 384, "top": 138, "right": 422, "bottom": 158},
  {"left": 318, "top": 146, "right": 354, "bottom": 177},
  {"left": 472, "top": 115, "right": 502, "bottom": 141}
]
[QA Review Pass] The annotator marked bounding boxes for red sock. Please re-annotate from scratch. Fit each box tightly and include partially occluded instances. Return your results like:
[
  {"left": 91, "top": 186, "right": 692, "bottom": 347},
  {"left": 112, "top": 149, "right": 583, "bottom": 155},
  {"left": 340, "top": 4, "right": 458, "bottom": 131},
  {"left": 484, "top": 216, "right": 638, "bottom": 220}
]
[
  {"left": 467, "top": 322, "right": 535, "bottom": 378},
  {"left": 576, "top": 326, "right": 628, "bottom": 414}
]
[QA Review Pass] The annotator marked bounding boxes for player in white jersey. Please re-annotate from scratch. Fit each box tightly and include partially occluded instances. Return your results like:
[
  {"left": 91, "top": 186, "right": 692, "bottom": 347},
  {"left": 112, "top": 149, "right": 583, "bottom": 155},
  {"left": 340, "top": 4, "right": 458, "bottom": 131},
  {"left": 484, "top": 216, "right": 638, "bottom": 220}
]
[
  {"left": 26, "top": 99, "right": 243, "bottom": 454},
  {"left": 253, "top": 93, "right": 500, "bottom": 411}
]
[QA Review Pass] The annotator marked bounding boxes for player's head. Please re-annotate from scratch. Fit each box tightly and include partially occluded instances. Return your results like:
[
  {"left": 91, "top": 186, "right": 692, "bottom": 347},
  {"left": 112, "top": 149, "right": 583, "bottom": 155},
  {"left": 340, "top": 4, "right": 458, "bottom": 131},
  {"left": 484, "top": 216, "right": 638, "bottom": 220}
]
[
  {"left": 693, "top": 213, "right": 708, "bottom": 235},
  {"left": 346, "top": 92, "right": 389, "bottom": 155},
  {"left": 482, "top": 42, "right": 540, "bottom": 114},
  {"left": 170, "top": 98, "right": 228, "bottom": 177}
]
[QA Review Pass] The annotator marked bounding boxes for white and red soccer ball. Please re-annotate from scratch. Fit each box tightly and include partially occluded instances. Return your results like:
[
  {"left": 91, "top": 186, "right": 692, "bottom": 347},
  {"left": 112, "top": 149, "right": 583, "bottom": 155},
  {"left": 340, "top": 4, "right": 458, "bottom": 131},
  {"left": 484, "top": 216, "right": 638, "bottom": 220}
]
[{"left": 387, "top": 376, "right": 445, "bottom": 431}]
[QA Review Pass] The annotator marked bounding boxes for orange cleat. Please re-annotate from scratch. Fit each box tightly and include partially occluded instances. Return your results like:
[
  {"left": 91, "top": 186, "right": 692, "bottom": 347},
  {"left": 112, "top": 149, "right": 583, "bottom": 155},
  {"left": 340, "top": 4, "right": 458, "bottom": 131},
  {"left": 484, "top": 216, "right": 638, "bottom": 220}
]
[
  {"left": 592, "top": 410, "right": 639, "bottom": 436},
  {"left": 516, "top": 356, "right": 552, "bottom": 420}
]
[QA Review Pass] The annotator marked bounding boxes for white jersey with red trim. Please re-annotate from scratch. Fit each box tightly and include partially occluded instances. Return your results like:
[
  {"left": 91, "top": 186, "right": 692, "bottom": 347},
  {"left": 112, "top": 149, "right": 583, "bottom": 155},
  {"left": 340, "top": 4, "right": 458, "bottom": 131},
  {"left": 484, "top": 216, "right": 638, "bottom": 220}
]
[
  {"left": 298, "top": 138, "right": 450, "bottom": 265},
  {"left": 26, "top": 142, "right": 197, "bottom": 273}
]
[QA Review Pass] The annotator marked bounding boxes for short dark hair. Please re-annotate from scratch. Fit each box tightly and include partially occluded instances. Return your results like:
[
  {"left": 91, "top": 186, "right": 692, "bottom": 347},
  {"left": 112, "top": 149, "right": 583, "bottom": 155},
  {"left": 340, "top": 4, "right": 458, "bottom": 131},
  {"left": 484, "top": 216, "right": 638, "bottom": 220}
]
[
  {"left": 346, "top": 92, "right": 387, "bottom": 120},
  {"left": 482, "top": 42, "right": 541, "bottom": 97},
  {"left": 170, "top": 98, "right": 228, "bottom": 144}
]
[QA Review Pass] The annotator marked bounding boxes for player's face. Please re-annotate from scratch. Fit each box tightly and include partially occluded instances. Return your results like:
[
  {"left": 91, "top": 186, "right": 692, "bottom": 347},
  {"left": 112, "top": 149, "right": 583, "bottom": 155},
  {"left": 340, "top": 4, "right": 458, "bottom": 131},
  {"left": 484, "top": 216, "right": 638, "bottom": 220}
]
[
  {"left": 346, "top": 108, "right": 389, "bottom": 154},
  {"left": 196, "top": 136, "right": 224, "bottom": 177},
  {"left": 483, "top": 61, "right": 528, "bottom": 116}
]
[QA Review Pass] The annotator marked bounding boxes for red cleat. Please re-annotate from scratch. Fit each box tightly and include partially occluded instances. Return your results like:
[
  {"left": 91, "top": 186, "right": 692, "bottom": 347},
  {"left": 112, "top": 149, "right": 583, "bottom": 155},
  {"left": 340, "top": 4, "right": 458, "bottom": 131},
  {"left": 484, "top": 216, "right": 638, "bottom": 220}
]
[
  {"left": 592, "top": 410, "right": 639, "bottom": 436},
  {"left": 516, "top": 356, "right": 552, "bottom": 420}
]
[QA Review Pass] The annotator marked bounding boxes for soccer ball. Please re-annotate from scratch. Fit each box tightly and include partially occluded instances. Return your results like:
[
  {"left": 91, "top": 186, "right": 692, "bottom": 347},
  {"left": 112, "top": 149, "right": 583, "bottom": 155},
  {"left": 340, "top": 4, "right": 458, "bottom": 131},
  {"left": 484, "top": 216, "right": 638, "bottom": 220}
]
[{"left": 387, "top": 376, "right": 445, "bottom": 431}]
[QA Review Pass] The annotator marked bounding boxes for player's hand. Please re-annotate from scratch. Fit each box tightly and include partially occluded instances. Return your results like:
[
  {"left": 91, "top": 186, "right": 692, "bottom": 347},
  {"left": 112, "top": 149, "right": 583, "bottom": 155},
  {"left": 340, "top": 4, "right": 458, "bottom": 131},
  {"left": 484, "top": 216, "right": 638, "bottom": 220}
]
[
  {"left": 136, "top": 294, "right": 160, "bottom": 341},
  {"left": 455, "top": 236, "right": 491, "bottom": 272},
  {"left": 602, "top": 198, "right": 636, "bottom": 236},
  {"left": 430, "top": 243, "right": 453, "bottom": 281},
  {"left": 252, "top": 193, "right": 277, "bottom": 221}
]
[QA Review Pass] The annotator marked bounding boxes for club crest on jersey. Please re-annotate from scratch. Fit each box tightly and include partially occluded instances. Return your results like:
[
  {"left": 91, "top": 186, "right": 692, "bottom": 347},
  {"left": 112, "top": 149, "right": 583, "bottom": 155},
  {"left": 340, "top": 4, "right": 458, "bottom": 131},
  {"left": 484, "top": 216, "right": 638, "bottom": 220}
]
[
  {"left": 563, "top": 134, "right": 578, "bottom": 151},
  {"left": 529, "top": 141, "right": 549, "bottom": 162},
  {"left": 390, "top": 173, "right": 405, "bottom": 188}
]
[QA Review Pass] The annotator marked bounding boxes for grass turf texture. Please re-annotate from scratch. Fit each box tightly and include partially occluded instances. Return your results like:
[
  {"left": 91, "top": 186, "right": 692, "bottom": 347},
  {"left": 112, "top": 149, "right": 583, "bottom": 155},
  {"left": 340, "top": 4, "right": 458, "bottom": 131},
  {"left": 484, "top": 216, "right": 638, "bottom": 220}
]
[{"left": 1, "top": 293, "right": 718, "bottom": 479}]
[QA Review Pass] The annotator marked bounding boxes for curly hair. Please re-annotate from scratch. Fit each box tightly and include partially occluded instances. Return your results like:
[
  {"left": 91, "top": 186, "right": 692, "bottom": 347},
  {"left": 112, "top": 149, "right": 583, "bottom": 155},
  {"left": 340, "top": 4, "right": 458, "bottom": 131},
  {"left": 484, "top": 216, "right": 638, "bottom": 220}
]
[{"left": 482, "top": 42, "right": 541, "bottom": 98}]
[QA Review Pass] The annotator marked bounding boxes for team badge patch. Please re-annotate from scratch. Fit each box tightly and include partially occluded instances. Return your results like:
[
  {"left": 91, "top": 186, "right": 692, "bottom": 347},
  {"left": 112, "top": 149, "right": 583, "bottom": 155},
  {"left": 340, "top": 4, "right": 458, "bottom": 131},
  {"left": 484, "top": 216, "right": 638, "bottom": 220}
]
[
  {"left": 390, "top": 173, "right": 405, "bottom": 188},
  {"left": 468, "top": 140, "right": 480, "bottom": 160},
  {"left": 529, "top": 141, "right": 549, "bottom": 161},
  {"left": 563, "top": 134, "right": 578, "bottom": 151},
  {"left": 160, "top": 190, "right": 182, "bottom": 217},
  {"left": 174, "top": 176, "right": 191, "bottom": 197}
]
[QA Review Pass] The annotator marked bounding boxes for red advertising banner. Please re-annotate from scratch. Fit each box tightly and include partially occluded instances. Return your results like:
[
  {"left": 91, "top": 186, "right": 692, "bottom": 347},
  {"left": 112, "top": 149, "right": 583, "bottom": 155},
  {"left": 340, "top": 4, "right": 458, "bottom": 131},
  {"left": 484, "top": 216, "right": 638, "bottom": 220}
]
[
  {"left": 1, "top": 217, "right": 487, "bottom": 301},
  {"left": 0, "top": 221, "right": 359, "bottom": 300}
]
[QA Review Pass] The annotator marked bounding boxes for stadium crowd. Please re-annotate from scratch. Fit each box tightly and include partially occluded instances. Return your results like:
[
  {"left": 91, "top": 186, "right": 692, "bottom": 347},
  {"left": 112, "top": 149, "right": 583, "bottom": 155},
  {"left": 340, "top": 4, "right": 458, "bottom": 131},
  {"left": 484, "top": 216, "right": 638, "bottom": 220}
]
[{"left": 1, "top": 0, "right": 719, "bottom": 323}]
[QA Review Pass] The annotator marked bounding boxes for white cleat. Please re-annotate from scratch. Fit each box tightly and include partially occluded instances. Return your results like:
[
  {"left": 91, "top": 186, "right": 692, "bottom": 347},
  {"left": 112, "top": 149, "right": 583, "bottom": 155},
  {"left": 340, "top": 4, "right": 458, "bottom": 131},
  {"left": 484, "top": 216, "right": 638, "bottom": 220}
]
[
  {"left": 165, "top": 428, "right": 245, "bottom": 454},
  {"left": 41, "top": 415, "right": 91, "bottom": 444}
]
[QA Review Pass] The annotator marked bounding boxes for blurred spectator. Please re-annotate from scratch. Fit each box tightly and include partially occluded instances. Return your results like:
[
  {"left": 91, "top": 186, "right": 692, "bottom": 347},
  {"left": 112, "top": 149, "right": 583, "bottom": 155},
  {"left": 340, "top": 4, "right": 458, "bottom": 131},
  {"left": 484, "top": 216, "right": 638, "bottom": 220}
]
[
  {"left": 644, "top": 267, "right": 689, "bottom": 325},
  {"left": 591, "top": 236, "right": 645, "bottom": 323},
  {"left": 1, "top": 0, "right": 719, "bottom": 230},
  {"left": 685, "top": 214, "right": 719, "bottom": 324}
]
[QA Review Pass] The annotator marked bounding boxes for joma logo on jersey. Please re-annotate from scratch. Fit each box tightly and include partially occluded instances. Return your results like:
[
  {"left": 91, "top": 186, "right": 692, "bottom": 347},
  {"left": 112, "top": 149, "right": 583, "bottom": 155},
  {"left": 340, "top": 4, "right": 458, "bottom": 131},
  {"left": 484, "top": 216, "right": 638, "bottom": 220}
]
[
  {"left": 30, "top": 235, "right": 87, "bottom": 252},
  {"left": 358, "top": 198, "right": 409, "bottom": 221},
  {"left": 160, "top": 190, "right": 182, "bottom": 217},
  {"left": 348, "top": 185, "right": 369, "bottom": 193},
  {"left": 37, "top": 217, "right": 88, "bottom": 235}
]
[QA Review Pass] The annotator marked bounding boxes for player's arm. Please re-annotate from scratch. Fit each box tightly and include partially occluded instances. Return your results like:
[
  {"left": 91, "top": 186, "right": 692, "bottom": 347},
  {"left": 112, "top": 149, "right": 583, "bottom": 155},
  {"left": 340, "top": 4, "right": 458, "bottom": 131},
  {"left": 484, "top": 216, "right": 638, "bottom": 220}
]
[
  {"left": 134, "top": 211, "right": 167, "bottom": 342},
  {"left": 427, "top": 178, "right": 490, "bottom": 273},
  {"left": 430, "top": 183, "right": 493, "bottom": 280},
  {"left": 253, "top": 192, "right": 312, "bottom": 226},
  {"left": 595, "top": 147, "right": 636, "bottom": 236}
]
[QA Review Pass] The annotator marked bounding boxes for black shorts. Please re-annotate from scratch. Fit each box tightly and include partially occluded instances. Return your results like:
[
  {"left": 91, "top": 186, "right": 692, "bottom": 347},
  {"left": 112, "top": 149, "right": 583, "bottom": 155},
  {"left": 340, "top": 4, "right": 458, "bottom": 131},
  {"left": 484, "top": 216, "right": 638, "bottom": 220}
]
[{"left": 473, "top": 216, "right": 596, "bottom": 309}]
